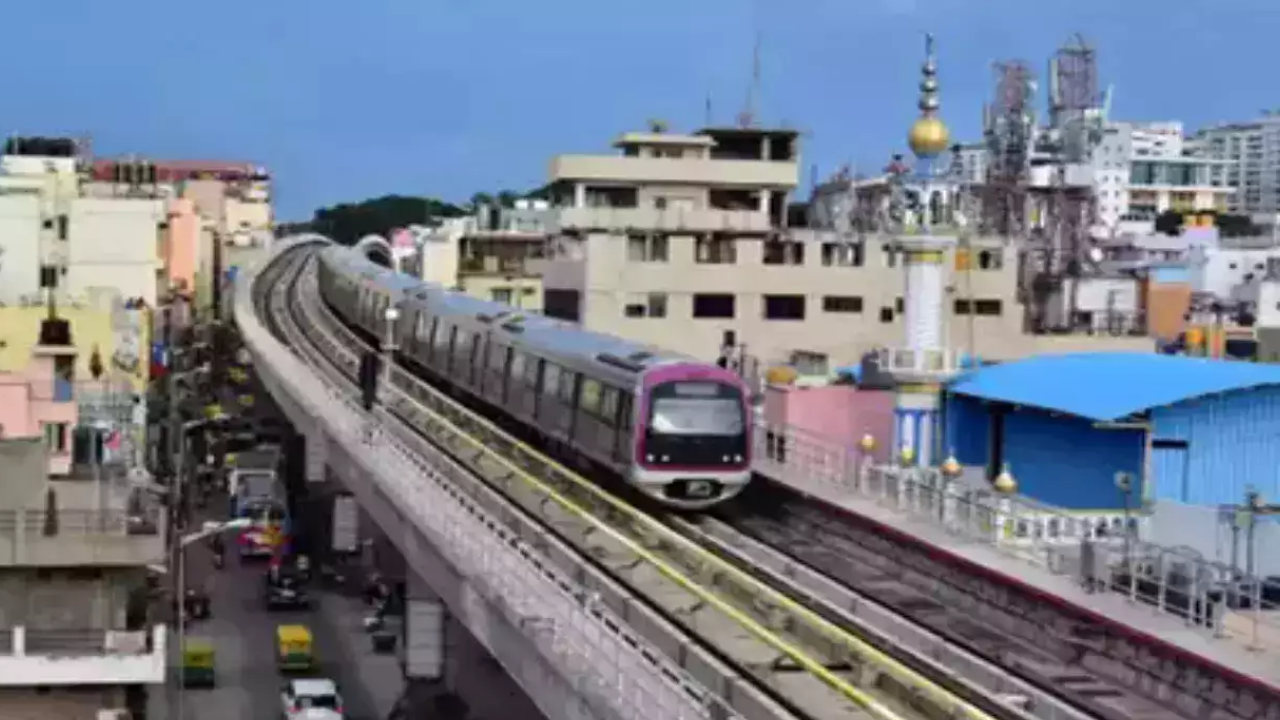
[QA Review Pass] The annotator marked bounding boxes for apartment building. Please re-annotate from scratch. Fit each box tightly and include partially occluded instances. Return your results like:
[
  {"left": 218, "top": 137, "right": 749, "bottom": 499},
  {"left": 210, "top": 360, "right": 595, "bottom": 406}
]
[
  {"left": 0, "top": 140, "right": 167, "bottom": 309},
  {"left": 418, "top": 201, "right": 556, "bottom": 311},
  {"left": 1191, "top": 113, "right": 1280, "bottom": 216},
  {"left": 0, "top": 318, "right": 165, "bottom": 720},
  {"left": 1089, "top": 122, "right": 1233, "bottom": 229},
  {"left": 536, "top": 126, "right": 1151, "bottom": 366}
]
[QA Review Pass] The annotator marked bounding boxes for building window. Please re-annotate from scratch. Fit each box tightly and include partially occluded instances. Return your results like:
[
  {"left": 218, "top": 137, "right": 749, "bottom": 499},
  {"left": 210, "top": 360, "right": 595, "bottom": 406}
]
[
  {"left": 627, "top": 233, "right": 668, "bottom": 263},
  {"left": 491, "top": 287, "right": 513, "bottom": 304},
  {"left": 821, "top": 242, "right": 864, "bottom": 267},
  {"left": 884, "top": 247, "right": 898, "bottom": 268},
  {"left": 822, "top": 295, "right": 863, "bottom": 313},
  {"left": 543, "top": 289, "right": 581, "bottom": 322},
  {"left": 879, "top": 307, "right": 894, "bottom": 323},
  {"left": 895, "top": 297, "right": 905, "bottom": 313},
  {"left": 763, "top": 295, "right": 805, "bottom": 320},
  {"left": 43, "top": 423, "right": 67, "bottom": 454},
  {"left": 954, "top": 299, "right": 1003, "bottom": 316},
  {"left": 977, "top": 249, "right": 1002, "bottom": 270},
  {"left": 762, "top": 240, "right": 804, "bottom": 266},
  {"left": 624, "top": 293, "right": 668, "bottom": 318},
  {"left": 695, "top": 235, "right": 737, "bottom": 264},
  {"left": 693, "top": 293, "right": 735, "bottom": 319}
]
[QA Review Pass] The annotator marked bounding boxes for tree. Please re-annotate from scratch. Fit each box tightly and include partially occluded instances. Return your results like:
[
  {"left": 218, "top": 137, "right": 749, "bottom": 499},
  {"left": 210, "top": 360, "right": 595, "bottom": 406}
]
[{"left": 303, "top": 195, "right": 468, "bottom": 245}]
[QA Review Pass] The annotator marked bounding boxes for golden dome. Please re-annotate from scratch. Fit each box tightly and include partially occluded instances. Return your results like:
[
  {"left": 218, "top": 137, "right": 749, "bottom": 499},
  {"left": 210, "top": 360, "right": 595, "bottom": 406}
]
[{"left": 908, "top": 116, "right": 950, "bottom": 159}]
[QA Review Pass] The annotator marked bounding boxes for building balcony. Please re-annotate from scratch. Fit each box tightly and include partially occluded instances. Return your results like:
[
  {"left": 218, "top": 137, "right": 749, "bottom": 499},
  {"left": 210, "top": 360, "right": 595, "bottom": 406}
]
[
  {"left": 0, "top": 509, "right": 165, "bottom": 568},
  {"left": 557, "top": 207, "right": 773, "bottom": 234},
  {"left": 0, "top": 626, "right": 166, "bottom": 686}
]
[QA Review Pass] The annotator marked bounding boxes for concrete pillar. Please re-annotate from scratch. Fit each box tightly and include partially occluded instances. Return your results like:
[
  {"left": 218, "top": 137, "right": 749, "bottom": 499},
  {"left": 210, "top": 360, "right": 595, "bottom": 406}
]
[
  {"left": 757, "top": 189, "right": 772, "bottom": 214},
  {"left": 573, "top": 183, "right": 586, "bottom": 209}
]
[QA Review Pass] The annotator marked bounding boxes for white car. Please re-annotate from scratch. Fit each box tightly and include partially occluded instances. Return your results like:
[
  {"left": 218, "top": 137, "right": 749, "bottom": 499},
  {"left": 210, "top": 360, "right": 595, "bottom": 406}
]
[{"left": 281, "top": 678, "right": 345, "bottom": 720}]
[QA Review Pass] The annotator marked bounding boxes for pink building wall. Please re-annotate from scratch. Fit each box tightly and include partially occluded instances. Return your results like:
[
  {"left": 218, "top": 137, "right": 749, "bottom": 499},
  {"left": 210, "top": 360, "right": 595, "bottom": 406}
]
[
  {"left": 0, "top": 352, "right": 79, "bottom": 475},
  {"left": 165, "top": 198, "right": 199, "bottom": 295},
  {"left": 761, "top": 384, "right": 895, "bottom": 464}
]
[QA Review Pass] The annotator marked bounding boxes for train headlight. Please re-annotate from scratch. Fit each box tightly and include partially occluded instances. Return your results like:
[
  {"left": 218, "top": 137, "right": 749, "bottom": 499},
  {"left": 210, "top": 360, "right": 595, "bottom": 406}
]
[
  {"left": 733, "top": 454, "right": 743, "bottom": 463},
  {"left": 661, "top": 455, "right": 669, "bottom": 463},
  {"left": 646, "top": 454, "right": 655, "bottom": 463},
  {"left": 722, "top": 455, "right": 730, "bottom": 462}
]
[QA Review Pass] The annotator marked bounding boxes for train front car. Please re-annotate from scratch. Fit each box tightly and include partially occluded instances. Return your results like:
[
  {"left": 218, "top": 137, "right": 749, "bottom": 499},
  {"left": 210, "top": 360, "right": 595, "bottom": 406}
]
[{"left": 632, "top": 363, "right": 752, "bottom": 509}]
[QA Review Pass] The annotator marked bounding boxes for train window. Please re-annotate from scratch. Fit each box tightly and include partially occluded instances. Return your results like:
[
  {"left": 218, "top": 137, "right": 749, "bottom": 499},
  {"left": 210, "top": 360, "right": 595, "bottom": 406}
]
[
  {"left": 619, "top": 393, "right": 634, "bottom": 430},
  {"left": 580, "top": 379, "right": 602, "bottom": 415},
  {"left": 433, "top": 324, "right": 452, "bottom": 354},
  {"left": 558, "top": 372, "right": 577, "bottom": 404},
  {"left": 544, "top": 364, "right": 561, "bottom": 397},
  {"left": 510, "top": 351, "right": 526, "bottom": 381},
  {"left": 525, "top": 356, "right": 540, "bottom": 386},
  {"left": 454, "top": 329, "right": 471, "bottom": 359},
  {"left": 489, "top": 343, "right": 509, "bottom": 371},
  {"left": 415, "top": 314, "right": 428, "bottom": 346},
  {"left": 600, "top": 386, "right": 619, "bottom": 424}
]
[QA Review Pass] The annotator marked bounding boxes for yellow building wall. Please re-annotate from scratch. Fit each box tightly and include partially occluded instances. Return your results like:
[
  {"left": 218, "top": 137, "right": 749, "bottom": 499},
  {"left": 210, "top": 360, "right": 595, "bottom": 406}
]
[{"left": 0, "top": 307, "right": 152, "bottom": 394}]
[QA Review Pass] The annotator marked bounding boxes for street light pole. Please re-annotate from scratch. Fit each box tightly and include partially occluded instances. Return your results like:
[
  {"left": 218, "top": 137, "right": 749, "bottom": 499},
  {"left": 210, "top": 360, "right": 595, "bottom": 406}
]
[
  {"left": 169, "top": 518, "right": 250, "bottom": 720},
  {"left": 382, "top": 305, "right": 400, "bottom": 406}
]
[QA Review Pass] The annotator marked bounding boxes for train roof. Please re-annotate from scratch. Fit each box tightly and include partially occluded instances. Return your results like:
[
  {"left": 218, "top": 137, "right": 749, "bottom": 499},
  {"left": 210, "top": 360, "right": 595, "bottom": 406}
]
[{"left": 326, "top": 245, "right": 693, "bottom": 370}]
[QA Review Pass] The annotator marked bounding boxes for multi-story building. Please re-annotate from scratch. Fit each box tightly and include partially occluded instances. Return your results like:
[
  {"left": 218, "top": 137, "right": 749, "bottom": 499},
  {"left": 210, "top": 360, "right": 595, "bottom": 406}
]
[
  {"left": 1091, "top": 121, "right": 1233, "bottom": 230},
  {"left": 535, "top": 126, "right": 1151, "bottom": 366},
  {"left": 0, "top": 317, "right": 165, "bottom": 720},
  {"left": 951, "top": 142, "right": 987, "bottom": 186},
  {"left": 418, "top": 201, "right": 553, "bottom": 311},
  {"left": 1191, "top": 113, "right": 1280, "bottom": 216}
]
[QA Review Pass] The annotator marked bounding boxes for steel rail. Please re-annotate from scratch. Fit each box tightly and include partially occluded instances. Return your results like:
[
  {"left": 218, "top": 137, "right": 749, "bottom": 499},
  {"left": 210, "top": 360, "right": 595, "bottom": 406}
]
[{"left": 287, "top": 255, "right": 1008, "bottom": 720}]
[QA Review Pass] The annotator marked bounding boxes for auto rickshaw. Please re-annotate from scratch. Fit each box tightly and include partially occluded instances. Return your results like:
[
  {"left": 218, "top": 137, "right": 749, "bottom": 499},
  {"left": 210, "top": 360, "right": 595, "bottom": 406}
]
[
  {"left": 275, "top": 624, "right": 314, "bottom": 672},
  {"left": 181, "top": 637, "right": 216, "bottom": 687}
]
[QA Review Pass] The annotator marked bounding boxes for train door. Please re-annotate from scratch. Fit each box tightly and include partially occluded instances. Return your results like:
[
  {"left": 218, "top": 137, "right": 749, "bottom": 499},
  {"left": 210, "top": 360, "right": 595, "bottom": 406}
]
[{"left": 613, "top": 392, "right": 634, "bottom": 463}]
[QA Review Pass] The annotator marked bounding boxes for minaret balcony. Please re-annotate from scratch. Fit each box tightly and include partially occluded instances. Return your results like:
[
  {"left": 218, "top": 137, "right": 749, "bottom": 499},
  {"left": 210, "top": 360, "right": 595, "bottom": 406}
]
[{"left": 877, "top": 347, "right": 962, "bottom": 384}]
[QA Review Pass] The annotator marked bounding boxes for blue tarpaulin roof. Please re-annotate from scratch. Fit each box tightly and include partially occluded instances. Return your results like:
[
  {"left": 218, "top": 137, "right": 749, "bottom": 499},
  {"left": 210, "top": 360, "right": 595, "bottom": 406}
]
[{"left": 947, "top": 352, "right": 1280, "bottom": 421}]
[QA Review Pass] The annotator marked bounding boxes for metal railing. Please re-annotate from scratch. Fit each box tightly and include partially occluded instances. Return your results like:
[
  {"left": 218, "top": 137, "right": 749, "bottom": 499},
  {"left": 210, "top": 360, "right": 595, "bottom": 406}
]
[
  {"left": 0, "top": 509, "right": 159, "bottom": 537},
  {"left": 0, "top": 627, "right": 155, "bottom": 655},
  {"left": 753, "top": 421, "right": 1280, "bottom": 653}
]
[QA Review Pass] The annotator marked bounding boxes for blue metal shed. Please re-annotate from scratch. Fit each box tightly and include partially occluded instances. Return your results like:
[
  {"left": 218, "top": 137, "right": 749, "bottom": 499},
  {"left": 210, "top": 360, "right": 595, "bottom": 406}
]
[{"left": 943, "top": 353, "right": 1280, "bottom": 510}]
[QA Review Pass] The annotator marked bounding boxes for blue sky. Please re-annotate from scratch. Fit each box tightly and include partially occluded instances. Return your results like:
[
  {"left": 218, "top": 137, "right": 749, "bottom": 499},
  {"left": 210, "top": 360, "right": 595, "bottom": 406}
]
[{"left": 1, "top": 0, "right": 1274, "bottom": 220}]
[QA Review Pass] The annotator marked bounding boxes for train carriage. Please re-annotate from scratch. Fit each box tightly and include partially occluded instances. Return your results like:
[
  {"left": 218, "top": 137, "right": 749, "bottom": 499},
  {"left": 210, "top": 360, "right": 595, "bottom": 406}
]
[{"left": 317, "top": 245, "right": 751, "bottom": 509}]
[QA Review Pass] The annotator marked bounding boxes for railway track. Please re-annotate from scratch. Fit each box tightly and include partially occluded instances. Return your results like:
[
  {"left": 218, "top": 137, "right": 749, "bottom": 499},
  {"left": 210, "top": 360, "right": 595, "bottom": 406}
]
[
  {"left": 257, "top": 244, "right": 740, "bottom": 720},
  {"left": 708, "top": 489, "right": 1176, "bottom": 720},
  {"left": 265, "top": 245, "right": 1059, "bottom": 720}
]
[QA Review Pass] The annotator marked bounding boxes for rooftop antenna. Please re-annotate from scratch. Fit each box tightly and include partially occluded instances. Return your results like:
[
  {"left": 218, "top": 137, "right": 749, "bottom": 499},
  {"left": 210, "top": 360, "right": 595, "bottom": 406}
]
[
  {"left": 704, "top": 94, "right": 713, "bottom": 126},
  {"left": 737, "top": 32, "right": 762, "bottom": 129}
]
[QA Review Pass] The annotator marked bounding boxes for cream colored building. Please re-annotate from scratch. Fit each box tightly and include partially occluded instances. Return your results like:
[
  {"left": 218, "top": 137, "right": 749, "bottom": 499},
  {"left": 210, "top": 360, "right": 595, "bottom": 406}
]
[
  {"left": 536, "top": 127, "right": 1150, "bottom": 366},
  {"left": 419, "top": 203, "right": 551, "bottom": 312}
]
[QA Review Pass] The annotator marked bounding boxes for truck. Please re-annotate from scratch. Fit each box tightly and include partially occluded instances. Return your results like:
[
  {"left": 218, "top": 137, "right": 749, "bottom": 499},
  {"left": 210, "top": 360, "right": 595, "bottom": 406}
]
[{"left": 227, "top": 444, "right": 283, "bottom": 512}]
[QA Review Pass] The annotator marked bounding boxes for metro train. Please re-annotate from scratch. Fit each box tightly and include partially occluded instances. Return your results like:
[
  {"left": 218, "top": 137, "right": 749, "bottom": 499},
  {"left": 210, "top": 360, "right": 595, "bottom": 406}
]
[{"left": 316, "top": 245, "right": 752, "bottom": 509}]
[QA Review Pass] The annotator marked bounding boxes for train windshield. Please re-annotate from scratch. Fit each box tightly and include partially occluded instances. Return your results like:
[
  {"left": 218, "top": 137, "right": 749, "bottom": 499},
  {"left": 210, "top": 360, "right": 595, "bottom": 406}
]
[{"left": 649, "top": 381, "right": 745, "bottom": 436}]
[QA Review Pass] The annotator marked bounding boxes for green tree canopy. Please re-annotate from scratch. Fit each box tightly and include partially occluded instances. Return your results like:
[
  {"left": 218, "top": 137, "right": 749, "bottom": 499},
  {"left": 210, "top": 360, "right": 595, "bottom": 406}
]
[{"left": 300, "top": 194, "right": 468, "bottom": 245}]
